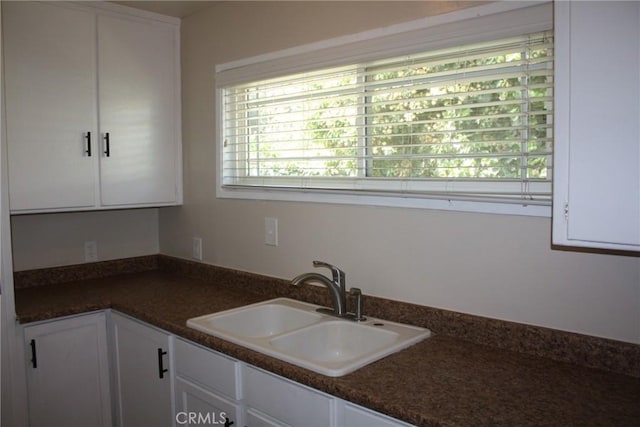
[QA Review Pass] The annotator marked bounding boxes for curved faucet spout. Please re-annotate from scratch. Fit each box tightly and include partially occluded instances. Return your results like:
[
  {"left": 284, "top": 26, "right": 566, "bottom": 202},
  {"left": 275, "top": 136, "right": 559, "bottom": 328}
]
[{"left": 291, "top": 270, "right": 347, "bottom": 316}]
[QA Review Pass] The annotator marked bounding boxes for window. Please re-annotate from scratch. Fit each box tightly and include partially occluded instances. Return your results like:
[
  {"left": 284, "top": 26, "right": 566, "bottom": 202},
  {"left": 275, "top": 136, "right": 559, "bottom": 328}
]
[{"left": 217, "top": 2, "right": 554, "bottom": 215}]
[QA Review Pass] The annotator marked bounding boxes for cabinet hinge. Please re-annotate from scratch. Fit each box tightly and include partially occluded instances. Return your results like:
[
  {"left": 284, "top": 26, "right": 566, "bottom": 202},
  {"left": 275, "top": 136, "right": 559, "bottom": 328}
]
[{"left": 564, "top": 202, "right": 569, "bottom": 221}]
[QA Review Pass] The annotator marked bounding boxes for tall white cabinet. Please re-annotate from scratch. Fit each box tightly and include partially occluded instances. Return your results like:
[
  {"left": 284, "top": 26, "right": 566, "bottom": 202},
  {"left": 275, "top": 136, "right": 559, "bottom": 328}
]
[
  {"left": 2, "top": 1, "right": 182, "bottom": 213},
  {"left": 553, "top": 1, "right": 640, "bottom": 251}
]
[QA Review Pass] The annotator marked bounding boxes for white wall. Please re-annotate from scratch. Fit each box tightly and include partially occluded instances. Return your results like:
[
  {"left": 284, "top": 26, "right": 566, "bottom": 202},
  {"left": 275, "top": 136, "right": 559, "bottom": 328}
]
[
  {"left": 11, "top": 209, "right": 159, "bottom": 271},
  {"left": 159, "top": 0, "right": 640, "bottom": 344}
]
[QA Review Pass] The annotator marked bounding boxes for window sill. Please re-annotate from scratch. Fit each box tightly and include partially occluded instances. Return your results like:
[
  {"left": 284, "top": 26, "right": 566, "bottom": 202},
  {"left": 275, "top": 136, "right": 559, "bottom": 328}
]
[{"left": 216, "top": 186, "right": 551, "bottom": 217}]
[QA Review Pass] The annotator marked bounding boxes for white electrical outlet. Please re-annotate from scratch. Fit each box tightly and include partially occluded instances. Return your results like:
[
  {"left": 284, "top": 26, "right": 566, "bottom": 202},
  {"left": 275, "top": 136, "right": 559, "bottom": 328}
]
[
  {"left": 84, "top": 241, "right": 98, "bottom": 262},
  {"left": 265, "top": 217, "right": 278, "bottom": 246},
  {"left": 192, "top": 237, "right": 203, "bottom": 260}
]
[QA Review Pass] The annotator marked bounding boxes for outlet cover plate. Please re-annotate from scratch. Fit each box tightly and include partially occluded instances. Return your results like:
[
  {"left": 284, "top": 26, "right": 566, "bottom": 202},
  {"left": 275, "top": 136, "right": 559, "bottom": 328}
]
[
  {"left": 192, "top": 237, "right": 203, "bottom": 260},
  {"left": 84, "top": 241, "right": 98, "bottom": 262},
  {"left": 265, "top": 217, "right": 278, "bottom": 246}
]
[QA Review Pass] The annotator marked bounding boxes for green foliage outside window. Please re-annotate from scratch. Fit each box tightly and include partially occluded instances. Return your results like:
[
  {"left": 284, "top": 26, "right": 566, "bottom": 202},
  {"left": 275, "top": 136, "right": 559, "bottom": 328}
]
[{"left": 231, "top": 33, "right": 553, "bottom": 191}]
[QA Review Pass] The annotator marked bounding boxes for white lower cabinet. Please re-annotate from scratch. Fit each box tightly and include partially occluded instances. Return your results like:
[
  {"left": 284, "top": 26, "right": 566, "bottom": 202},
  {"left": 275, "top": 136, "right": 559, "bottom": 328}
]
[
  {"left": 23, "top": 312, "right": 111, "bottom": 427},
  {"left": 174, "top": 338, "right": 243, "bottom": 427},
  {"left": 111, "top": 312, "right": 173, "bottom": 427},
  {"left": 340, "top": 402, "right": 413, "bottom": 427},
  {"left": 174, "top": 336, "right": 410, "bottom": 427},
  {"left": 175, "top": 379, "right": 240, "bottom": 427},
  {"left": 243, "top": 365, "right": 334, "bottom": 427},
  {"left": 22, "top": 312, "right": 410, "bottom": 427}
]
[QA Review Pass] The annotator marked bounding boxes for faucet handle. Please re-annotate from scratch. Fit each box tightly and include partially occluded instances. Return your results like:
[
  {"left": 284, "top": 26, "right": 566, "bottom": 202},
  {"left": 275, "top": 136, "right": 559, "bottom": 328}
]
[
  {"left": 312, "top": 261, "right": 345, "bottom": 286},
  {"left": 349, "top": 287, "right": 366, "bottom": 321}
]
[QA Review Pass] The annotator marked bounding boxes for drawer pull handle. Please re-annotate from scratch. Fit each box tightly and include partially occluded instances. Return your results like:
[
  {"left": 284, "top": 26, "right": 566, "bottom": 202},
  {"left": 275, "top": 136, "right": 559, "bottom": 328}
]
[{"left": 157, "top": 348, "right": 168, "bottom": 379}]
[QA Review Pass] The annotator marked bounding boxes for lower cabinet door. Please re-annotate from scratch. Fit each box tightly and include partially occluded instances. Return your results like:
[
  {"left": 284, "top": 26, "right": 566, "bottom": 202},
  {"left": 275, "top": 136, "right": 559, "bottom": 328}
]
[
  {"left": 24, "top": 312, "right": 111, "bottom": 427},
  {"left": 175, "top": 377, "right": 242, "bottom": 427},
  {"left": 112, "top": 312, "right": 172, "bottom": 427}
]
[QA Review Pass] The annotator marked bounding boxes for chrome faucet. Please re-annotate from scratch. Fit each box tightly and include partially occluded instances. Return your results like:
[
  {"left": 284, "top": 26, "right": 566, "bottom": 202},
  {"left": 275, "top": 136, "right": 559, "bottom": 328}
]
[
  {"left": 291, "top": 261, "right": 365, "bottom": 320},
  {"left": 291, "top": 261, "right": 347, "bottom": 316}
]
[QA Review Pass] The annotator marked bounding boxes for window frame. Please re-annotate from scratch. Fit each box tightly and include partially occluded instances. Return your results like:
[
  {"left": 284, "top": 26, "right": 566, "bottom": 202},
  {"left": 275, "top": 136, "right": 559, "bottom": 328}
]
[{"left": 216, "top": 1, "right": 553, "bottom": 217}]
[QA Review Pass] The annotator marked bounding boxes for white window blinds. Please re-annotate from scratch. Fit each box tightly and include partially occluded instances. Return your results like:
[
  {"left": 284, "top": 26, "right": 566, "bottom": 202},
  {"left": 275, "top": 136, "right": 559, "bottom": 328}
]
[
  {"left": 222, "top": 31, "right": 553, "bottom": 205},
  {"left": 218, "top": 2, "right": 554, "bottom": 209}
]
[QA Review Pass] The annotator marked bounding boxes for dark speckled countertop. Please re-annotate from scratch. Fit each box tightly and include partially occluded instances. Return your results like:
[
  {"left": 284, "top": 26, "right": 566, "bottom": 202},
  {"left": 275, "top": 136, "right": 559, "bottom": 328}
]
[{"left": 13, "top": 257, "right": 640, "bottom": 426}]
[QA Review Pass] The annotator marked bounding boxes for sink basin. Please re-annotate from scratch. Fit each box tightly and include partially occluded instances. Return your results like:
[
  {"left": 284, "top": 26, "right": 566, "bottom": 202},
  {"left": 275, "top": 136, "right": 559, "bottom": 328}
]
[
  {"left": 270, "top": 321, "right": 399, "bottom": 363},
  {"left": 187, "top": 298, "right": 431, "bottom": 376},
  {"left": 188, "top": 300, "right": 323, "bottom": 338}
]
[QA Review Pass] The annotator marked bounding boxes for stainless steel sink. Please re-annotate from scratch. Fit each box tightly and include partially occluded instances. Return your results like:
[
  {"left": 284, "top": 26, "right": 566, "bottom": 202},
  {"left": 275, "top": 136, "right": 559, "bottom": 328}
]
[{"left": 187, "top": 298, "right": 431, "bottom": 377}]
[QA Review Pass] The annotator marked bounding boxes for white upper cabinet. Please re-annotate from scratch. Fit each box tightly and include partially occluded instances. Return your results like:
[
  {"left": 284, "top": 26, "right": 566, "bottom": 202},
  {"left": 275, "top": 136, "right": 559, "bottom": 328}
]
[
  {"left": 553, "top": 1, "right": 640, "bottom": 251},
  {"left": 3, "top": 1, "right": 182, "bottom": 213}
]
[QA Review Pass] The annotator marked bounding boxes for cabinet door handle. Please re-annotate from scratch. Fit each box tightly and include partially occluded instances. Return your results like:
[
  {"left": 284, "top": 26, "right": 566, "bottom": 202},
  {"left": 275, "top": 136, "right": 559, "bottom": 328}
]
[
  {"left": 30, "top": 339, "right": 37, "bottom": 369},
  {"left": 85, "top": 131, "right": 92, "bottom": 157},
  {"left": 103, "top": 132, "right": 110, "bottom": 157},
  {"left": 157, "top": 348, "right": 168, "bottom": 379}
]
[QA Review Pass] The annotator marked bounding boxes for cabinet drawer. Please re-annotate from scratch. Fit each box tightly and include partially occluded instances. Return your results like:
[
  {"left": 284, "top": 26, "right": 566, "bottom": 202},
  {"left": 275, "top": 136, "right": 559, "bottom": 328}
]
[
  {"left": 342, "top": 402, "right": 411, "bottom": 427},
  {"left": 243, "top": 366, "right": 333, "bottom": 427},
  {"left": 175, "top": 338, "right": 240, "bottom": 400},
  {"left": 175, "top": 377, "right": 242, "bottom": 427},
  {"left": 245, "top": 408, "right": 291, "bottom": 427}
]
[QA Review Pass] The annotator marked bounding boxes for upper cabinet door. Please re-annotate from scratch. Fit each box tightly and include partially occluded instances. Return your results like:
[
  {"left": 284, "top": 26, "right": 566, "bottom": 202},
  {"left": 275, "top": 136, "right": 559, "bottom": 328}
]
[
  {"left": 3, "top": 2, "right": 98, "bottom": 211},
  {"left": 553, "top": 1, "right": 640, "bottom": 251},
  {"left": 97, "top": 14, "right": 181, "bottom": 206}
]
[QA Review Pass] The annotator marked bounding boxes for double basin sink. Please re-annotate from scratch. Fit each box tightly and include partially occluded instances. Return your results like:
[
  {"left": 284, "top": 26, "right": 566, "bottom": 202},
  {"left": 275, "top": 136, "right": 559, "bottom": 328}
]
[{"left": 187, "top": 298, "right": 431, "bottom": 377}]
